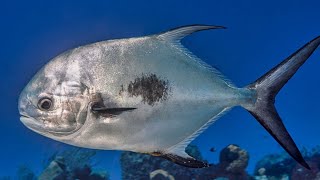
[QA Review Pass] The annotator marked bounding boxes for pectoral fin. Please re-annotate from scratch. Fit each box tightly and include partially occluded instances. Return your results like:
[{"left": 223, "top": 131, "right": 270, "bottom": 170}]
[{"left": 91, "top": 103, "right": 136, "bottom": 117}]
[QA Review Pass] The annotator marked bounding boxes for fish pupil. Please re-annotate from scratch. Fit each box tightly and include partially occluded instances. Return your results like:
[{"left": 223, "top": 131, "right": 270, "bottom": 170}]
[
  {"left": 42, "top": 101, "right": 51, "bottom": 109},
  {"left": 38, "top": 98, "right": 52, "bottom": 111}
]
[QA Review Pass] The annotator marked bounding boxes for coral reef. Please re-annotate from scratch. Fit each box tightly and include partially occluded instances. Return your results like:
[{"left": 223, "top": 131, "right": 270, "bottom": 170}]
[
  {"left": 254, "top": 153, "right": 294, "bottom": 178},
  {"left": 149, "top": 169, "right": 175, "bottom": 180},
  {"left": 39, "top": 148, "right": 109, "bottom": 180},
  {"left": 120, "top": 144, "right": 251, "bottom": 180},
  {"left": 3, "top": 144, "right": 320, "bottom": 179},
  {"left": 254, "top": 145, "right": 320, "bottom": 180},
  {"left": 8, "top": 148, "right": 109, "bottom": 180},
  {"left": 16, "top": 165, "right": 36, "bottom": 180},
  {"left": 214, "top": 144, "right": 250, "bottom": 180},
  {"left": 121, "top": 144, "right": 320, "bottom": 180},
  {"left": 120, "top": 145, "right": 204, "bottom": 180}
]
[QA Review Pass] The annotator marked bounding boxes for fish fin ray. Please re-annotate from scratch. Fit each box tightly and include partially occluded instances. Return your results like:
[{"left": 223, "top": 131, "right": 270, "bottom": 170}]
[
  {"left": 175, "top": 43, "right": 235, "bottom": 87},
  {"left": 153, "top": 151, "right": 210, "bottom": 168},
  {"left": 182, "top": 107, "right": 231, "bottom": 145},
  {"left": 157, "top": 24, "right": 226, "bottom": 43},
  {"left": 166, "top": 107, "right": 231, "bottom": 158},
  {"left": 157, "top": 25, "right": 234, "bottom": 87}
]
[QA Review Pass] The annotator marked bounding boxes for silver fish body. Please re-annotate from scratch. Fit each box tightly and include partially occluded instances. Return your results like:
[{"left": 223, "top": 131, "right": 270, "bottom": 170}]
[
  {"left": 61, "top": 34, "right": 253, "bottom": 151},
  {"left": 19, "top": 25, "right": 320, "bottom": 168}
]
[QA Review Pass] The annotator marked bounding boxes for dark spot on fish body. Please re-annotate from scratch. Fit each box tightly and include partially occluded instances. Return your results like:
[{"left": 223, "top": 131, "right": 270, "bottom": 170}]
[
  {"left": 119, "top": 85, "right": 125, "bottom": 96},
  {"left": 126, "top": 74, "right": 170, "bottom": 106}
]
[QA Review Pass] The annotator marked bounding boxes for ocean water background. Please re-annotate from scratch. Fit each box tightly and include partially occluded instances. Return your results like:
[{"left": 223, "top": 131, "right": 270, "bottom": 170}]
[{"left": 1, "top": 0, "right": 320, "bottom": 179}]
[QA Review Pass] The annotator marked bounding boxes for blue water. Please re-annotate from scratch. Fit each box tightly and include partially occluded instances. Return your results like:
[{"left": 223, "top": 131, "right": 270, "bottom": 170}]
[{"left": 1, "top": 0, "right": 320, "bottom": 179}]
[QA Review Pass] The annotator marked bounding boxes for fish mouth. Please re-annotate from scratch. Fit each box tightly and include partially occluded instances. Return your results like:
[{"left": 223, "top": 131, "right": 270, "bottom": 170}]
[
  {"left": 20, "top": 114, "right": 83, "bottom": 137},
  {"left": 20, "top": 115, "right": 48, "bottom": 136},
  {"left": 21, "top": 114, "right": 30, "bottom": 119}
]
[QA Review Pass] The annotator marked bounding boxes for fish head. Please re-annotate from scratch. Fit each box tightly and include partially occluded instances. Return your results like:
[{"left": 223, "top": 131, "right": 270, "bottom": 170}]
[{"left": 18, "top": 53, "right": 92, "bottom": 139}]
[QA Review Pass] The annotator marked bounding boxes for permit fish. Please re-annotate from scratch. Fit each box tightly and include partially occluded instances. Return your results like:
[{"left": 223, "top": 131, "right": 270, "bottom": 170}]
[{"left": 18, "top": 25, "right": 320, "bottom": 169}]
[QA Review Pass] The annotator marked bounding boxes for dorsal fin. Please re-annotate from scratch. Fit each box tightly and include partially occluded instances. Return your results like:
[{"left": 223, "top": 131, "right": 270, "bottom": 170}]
[
  {"left": 157, "top": 25, "right": 226, "bottom": 43},
  {"left": 156, "top": 25, "right": 234, "bottom": 87}
]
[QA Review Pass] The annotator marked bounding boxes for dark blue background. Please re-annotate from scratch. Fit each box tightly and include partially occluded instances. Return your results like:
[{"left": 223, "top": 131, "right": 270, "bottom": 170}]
[{"left": 1, "top": 0, "right": 320, "bottom": 179}]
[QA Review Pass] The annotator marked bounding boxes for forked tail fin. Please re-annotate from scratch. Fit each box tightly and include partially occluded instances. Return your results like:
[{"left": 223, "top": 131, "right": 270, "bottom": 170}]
[{"left": 244, "top": 36, "right": 320, "bottom": 169}]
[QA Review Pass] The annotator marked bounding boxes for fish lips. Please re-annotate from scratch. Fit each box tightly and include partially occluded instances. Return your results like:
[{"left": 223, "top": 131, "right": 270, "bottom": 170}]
[
  {"left": 20, "top": 115, "right": 48, "bottom": 136},
  {"left": 20, "top": 115, "right": 81, "bottom": 137}
]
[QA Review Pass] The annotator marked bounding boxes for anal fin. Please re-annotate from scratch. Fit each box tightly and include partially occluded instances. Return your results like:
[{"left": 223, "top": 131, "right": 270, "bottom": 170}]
[
  {"left": 161, "top": 153, "right": 210, "bottom": 168},
  {"left": 149, "top": 109, "right": 231, "bottom": 169},
  {"left": 151, "top": 151, "right": 210, "bottom": 168}
]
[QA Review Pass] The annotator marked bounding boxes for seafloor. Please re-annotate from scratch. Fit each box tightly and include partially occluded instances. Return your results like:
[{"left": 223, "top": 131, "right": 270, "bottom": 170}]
[{"left": 2, "top": 144, "right": 320, "bottom": 180}]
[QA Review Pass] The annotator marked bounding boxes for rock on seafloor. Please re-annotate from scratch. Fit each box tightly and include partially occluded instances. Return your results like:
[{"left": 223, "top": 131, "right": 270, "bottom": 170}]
[
  {"left": 254, "top": 146, "right": 320, "bottom": 180},
  {"left": 120, "top": 144, "right": 251, "bottom": 180},
  {"left": 4, "top": 145, "right": 320, "bottom": 179},
  {"left": 13, "top": 148, "right": 109, "bottom": 180}
]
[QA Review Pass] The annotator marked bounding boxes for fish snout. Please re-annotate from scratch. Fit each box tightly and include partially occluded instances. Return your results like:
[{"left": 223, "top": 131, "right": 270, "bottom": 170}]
[
  {"left": 18, "top": 91, "right": 47, "bottom": 134},
  {"left": 18, "top": 91, "right": 28, "bottom": 115},
  {"left": 18, "top": 90, "right": 36, "bottom": 119}
]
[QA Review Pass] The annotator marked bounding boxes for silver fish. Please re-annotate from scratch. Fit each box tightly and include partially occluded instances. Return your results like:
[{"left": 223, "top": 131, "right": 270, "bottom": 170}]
[{"left": 18, "top": 25, "right": 320, "bottom": 168}]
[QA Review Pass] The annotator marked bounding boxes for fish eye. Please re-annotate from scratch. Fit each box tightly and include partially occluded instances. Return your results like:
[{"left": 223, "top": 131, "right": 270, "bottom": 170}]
[{"left": 38, "top": 97, "right": 53, "bottom": 111}]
